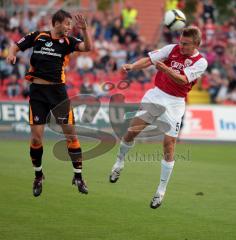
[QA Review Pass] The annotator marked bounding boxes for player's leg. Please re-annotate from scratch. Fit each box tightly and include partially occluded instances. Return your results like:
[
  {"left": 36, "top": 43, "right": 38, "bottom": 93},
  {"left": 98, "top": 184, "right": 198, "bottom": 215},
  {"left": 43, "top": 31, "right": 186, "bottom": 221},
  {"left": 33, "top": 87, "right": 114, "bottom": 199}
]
[
  {"left": 30, "top": 124, "right": 45, "bottom": 197},
  {"left": 61, "top": 120, "right": 88, "bottom": 194},
  {"left": 30, "top": 124, "right": 45, "bottom": 176},
  {"left": 150, "top": 134, "right": 176, "bottom": 208},
  {"left": 49, "top": 84, "right": 88, "bottom": 194},
  {"left": 109, "top": 116, "right": 149, "bottom": 182},
  {"left": 109, "top": 88, "right": 165, "bottom": 183},
  {"left": 29, "top": 87, "right": 49, "bottom": 197}
]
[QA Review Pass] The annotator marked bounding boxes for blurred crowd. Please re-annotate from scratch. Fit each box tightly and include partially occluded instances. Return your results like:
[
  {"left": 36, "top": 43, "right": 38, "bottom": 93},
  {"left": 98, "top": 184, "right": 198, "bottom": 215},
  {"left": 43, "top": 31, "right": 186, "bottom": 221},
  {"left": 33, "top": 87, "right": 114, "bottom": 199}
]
[
  {"left": 0, "top": 2, "right": 155, "bottom": 102},
  {"left": 1, "top": 0, "right": 236, "bottom": 104}
]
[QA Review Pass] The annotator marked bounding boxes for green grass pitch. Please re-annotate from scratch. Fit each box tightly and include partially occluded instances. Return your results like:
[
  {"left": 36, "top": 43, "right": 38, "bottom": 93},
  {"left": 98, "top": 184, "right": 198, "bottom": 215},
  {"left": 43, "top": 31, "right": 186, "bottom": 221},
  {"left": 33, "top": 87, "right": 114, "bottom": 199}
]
[{"left": 0, "top": 140, "right": 236, "bottom": 240}]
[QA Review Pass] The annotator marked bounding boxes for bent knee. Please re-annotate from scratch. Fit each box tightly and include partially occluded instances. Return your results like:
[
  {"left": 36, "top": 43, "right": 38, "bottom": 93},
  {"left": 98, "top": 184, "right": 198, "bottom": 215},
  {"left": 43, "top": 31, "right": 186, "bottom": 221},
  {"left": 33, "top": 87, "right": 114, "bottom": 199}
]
[{"left": 31, "top": 136, "right": 43, "bottom": 146}]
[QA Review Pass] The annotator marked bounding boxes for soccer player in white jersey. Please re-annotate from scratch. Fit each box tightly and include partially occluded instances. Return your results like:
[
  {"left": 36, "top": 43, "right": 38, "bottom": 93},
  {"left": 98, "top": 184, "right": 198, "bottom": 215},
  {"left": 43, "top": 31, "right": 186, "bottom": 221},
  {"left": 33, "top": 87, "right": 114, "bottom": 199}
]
[{"left": 109, "top": 26, "right": 208, "bottom": 209}]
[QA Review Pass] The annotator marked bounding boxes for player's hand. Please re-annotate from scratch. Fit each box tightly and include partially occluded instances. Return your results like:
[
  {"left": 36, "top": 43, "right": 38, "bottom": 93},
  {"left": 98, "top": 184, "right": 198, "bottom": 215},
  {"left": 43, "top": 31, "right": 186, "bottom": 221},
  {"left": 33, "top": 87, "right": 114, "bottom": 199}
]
[
  {"left": 155, "top": 61, "right": 168, "bottom": 72},
  {"left": 122, "top": 64, "right": 133, "bottom": 73},
  {"left": 75, "top": 14, "right": 87, "bottom": 30},
  {"left": 6, "top": 54, "right": 16, "bottom": 65}
]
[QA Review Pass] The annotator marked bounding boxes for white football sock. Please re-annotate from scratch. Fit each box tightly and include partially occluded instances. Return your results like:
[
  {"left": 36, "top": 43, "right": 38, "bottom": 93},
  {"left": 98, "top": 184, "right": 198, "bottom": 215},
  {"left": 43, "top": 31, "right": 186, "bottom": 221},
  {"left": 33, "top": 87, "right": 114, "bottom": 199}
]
[
  {"left": 157, "top": 159, "right": 175, "bottom": 195},
  {"left": 116, "top": 140, "right": 134, "bottom": 162}
]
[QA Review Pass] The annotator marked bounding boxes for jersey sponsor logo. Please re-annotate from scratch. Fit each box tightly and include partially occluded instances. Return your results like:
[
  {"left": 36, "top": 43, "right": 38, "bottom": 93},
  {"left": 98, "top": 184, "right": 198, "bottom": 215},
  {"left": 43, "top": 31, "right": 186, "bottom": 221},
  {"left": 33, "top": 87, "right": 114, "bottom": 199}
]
[
  {"left": 33, "top": 49, "right": 62, "bottom": 57},
  {"left": 41, "top": 47, "right": 55, "bottom": 52},
  {"left": 45, "top": 41, "right": 53, "bottom": 47},
  {"left": 171, "top": 61, "right": 184, "bottom": 70},
  {"left": 171, "top": 59, "right": 193, "bottom": 71},
  {"left": 38, "top": 38, "right": 46, "bottom": 41}
]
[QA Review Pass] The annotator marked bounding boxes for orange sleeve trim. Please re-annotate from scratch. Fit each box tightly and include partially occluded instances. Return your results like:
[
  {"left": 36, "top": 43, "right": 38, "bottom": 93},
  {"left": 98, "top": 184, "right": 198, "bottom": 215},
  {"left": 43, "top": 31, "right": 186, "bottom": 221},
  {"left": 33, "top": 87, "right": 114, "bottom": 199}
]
[{"left": 34, "top": 33, "right": 50, "bottom": 42}]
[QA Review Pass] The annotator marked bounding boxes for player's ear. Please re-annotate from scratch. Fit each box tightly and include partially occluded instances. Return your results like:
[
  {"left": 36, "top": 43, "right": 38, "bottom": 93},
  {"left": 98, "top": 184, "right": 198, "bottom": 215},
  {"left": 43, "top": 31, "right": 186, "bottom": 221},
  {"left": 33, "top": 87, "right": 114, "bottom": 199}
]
[{"left": 54, "top": 21, "right": 60, "bottom": 28}]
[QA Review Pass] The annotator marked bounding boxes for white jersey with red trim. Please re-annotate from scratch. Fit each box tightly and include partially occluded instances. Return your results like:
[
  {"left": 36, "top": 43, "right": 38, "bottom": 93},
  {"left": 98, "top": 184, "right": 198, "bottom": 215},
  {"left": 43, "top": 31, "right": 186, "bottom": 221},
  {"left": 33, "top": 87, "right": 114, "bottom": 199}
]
[{"left": 148, "top": 44, "right": 208, "bottom": 98}]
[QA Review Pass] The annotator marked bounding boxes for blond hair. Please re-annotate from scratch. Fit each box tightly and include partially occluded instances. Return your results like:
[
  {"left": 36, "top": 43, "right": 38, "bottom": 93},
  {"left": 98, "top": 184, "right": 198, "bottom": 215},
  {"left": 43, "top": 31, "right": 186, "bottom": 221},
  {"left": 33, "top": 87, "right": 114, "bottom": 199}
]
[{"left": 181, "top": 26, "right": 202, "bottom": 46}]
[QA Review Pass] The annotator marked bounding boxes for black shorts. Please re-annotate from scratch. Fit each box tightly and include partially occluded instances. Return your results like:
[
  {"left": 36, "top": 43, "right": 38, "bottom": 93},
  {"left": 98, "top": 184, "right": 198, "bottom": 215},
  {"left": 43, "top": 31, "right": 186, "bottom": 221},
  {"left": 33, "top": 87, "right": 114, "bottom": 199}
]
[{"left": 29, "top": 83, "right": 75, "bottom": 125}]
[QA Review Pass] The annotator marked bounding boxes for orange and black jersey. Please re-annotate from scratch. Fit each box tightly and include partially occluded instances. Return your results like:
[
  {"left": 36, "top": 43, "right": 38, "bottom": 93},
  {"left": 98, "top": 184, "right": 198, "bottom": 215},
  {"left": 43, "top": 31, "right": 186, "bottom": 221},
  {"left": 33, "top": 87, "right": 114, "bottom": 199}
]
[{"left": 16, "top": 31, "right": 82, "bottom": 83}]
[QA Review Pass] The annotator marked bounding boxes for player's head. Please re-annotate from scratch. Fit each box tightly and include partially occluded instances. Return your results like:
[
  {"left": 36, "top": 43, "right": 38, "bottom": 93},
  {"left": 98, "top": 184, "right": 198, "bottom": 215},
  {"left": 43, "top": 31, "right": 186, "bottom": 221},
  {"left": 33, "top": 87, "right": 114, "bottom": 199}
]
[
  {"left": 52, "top": 9, "right": 72, "bottom": 37},
  {"left": 179, "top": 26, "right": 202, "bottom": 56}
]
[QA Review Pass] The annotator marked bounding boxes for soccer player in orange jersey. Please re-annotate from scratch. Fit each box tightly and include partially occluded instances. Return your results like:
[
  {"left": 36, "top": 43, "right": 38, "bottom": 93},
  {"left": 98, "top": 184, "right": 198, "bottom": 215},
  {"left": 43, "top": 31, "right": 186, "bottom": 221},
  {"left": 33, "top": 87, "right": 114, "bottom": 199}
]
[{"left": 7, "top": 9, "right": 93, "bottom": 196}]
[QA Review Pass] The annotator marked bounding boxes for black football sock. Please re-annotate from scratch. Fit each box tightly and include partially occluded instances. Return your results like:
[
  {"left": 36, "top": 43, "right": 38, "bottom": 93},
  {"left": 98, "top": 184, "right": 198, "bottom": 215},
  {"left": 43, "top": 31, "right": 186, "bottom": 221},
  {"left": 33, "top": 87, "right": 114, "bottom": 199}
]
[
  {"left": 30, "top": 144, "right": 43, "bottom": 178},
  {"left": 68, "top": 147, "right": 82, "bottom": 179}
]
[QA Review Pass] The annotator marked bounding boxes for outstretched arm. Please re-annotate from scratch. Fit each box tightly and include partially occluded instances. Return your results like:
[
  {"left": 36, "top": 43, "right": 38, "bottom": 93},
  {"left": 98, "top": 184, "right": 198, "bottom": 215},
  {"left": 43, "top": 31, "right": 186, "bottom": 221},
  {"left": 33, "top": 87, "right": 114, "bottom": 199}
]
[
  {"left": 156, "top": 61, "right": 188, "bottom": 85},
  {"left": 7, "top": 44, "right": 20, "bottom": 64},
  {"left": 74, "top": 14, "right": 93, "bottom": 52},
  {"left": 122, "top": 57, "right": 153, "bottom": 72}
]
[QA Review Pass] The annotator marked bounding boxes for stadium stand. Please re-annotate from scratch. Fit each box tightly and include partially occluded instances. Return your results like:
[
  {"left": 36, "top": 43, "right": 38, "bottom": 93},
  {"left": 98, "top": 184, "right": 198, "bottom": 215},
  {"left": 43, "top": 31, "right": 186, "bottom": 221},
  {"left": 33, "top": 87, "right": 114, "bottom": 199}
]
[{"left": 0, "top": 0, "right": 236, "bottom": 104}]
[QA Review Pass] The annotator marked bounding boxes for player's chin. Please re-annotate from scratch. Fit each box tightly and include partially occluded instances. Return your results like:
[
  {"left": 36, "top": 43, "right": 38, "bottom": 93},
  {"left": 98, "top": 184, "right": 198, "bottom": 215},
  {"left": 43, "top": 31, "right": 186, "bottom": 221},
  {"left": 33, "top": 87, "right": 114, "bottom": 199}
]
[{"left": 180, "top": 50, "right": 189, "bottom": 56}]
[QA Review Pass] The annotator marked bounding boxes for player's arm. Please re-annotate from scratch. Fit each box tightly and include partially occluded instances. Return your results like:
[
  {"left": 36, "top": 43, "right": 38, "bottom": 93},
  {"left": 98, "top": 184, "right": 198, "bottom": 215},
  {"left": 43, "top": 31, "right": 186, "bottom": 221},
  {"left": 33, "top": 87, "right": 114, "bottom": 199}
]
[
  {"left": 122, "top": 57, "right": 152, "bottom": 72},
  {"left": 156, "top": 58, "right": 208, "bottom": 85},
  {"left": 156, "top": 61, "right": 188, "bottom": 85},
  {"left": 122, "top": 44, "right": 176, "bottom": 72},
  {"left": 7, "top": 31, "right": 39, "bottom": 64},
  {"left": 74, "top": 14, "right": 93, "bottom": 52},
  {"left": 7, "top": 44, "right": 20, "bottom": 64}
]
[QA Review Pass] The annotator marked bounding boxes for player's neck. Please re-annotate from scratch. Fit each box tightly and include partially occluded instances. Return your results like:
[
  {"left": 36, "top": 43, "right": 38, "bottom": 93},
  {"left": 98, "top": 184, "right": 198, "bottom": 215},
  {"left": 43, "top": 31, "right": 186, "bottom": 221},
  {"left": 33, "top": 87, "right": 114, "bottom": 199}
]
[
  {"left": 184, "top": 49, "right": 198, "bottom": 57},
  {"left": 50, "top": 29, "right": 63, "bottom": 39}
]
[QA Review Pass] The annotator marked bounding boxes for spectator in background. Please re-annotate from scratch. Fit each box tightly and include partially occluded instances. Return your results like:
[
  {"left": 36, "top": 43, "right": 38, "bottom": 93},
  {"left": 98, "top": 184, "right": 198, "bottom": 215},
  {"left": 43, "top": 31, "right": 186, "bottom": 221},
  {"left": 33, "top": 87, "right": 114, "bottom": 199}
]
[
  {"left": 21, "top": 79, "right": 29, "bottom": 98},
  {"left": 121, "top": 1, "right": 138, "bottom": 29},
  {"left": 208, "top": 68, "right": 223, "bottom": 103},
  {"left": 0, "top": 28, "right": 12, "bottom": 84},
  {"left": 110, "top": 17, "right": 123, "bottom": 40},
  {"left": 7, "top": 74, "right": 20, "bottom": 98},
  {"left": 93, "top": 71, "right": 108, "bottom": 99},
  {"left": 76, "top": 53, "right": 94, "bottom": 76},
  {"left": 202, "top": 0, "right": 215, "bottom": 22},
  {"left": 110, "top": 36, "right": 127, "bottom": 69},
  {"left": 215, "top": 78, "right": 229, "bottom": 104},
  {"left": 203, "top": 18, "right": 217, "bottom": 44},
  {"left": 0, "top": 9, "right": 9, "bottom": 30},
  {"left": 165, "top": 0, "right": 179, "bottom": 10},
  {"left": 177, "top": 0, "right": 186, "bottom": 10},
  {"left": 9, "top": 11, "right": 21, "bottom": 30},
  {"left": 80, "top": 76, "right": 94, "bottom": 95},
  {"left": 23, "top": 10, "right": 38, "bottom": 32},
  {"left": 91, "top": 12, "right": 103, "bottom": 39},
  {"left": 94, "top": 34, "right": 110, "bottom": 58}
]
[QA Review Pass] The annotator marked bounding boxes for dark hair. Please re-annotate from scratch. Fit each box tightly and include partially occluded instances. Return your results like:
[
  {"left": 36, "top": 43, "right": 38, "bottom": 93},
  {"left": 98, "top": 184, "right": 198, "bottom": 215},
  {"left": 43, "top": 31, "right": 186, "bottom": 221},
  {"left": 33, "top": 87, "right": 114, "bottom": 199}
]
[
  {"left": 52, "top": 9, "right": 72, "bottom": 26},
  {"left": 181, "top": 26, "right": 202, "bottom": 46}
]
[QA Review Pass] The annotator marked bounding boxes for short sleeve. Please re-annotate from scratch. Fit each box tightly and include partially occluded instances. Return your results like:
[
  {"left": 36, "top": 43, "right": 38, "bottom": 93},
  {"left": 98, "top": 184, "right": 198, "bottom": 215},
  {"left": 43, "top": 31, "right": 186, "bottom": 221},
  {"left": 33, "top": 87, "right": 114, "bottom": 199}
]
[
  {"left": 148, "top": 44, "right": 176, "bottom": 64},
  {"left": 184, "top": 58, "right": 208, "bottom": 83},
  {"left": 16, "top": 31, "right": 40, "bottom": 51},
  {"left": 68, "top": 36, "right": 82, "bottom": 53}
]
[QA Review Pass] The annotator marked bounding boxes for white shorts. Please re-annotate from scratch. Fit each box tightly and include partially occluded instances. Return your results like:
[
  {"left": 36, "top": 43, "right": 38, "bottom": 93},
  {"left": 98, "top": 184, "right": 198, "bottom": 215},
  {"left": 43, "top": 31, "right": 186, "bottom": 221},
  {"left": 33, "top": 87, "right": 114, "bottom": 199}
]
[{"left": 136, "top": 87, "right": 185, "bottom": 138}]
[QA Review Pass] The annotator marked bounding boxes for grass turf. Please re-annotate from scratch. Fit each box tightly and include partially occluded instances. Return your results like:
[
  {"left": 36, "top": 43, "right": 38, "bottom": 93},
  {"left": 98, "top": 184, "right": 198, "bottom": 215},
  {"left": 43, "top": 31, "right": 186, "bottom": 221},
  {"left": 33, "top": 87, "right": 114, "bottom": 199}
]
[{"left": 0, "top": 140, "right": 235, "bottom": 240}]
